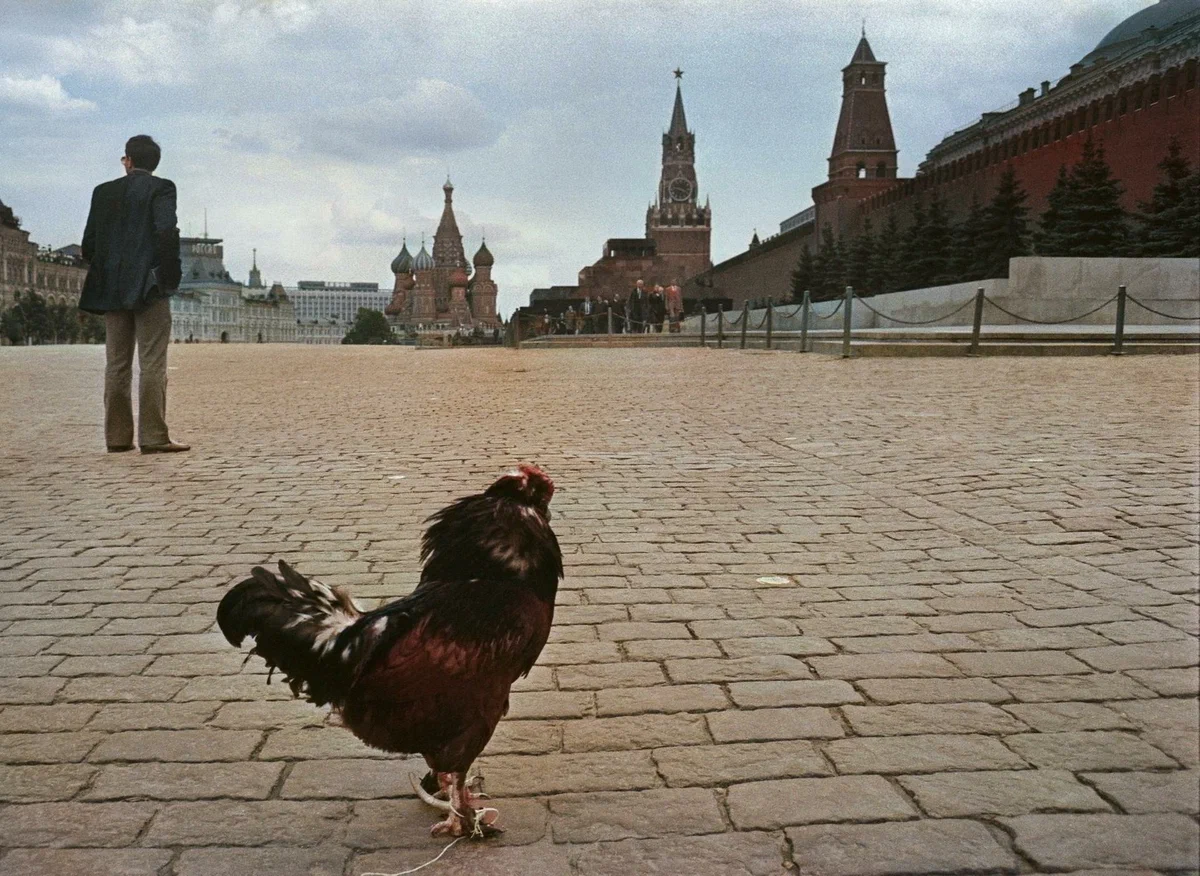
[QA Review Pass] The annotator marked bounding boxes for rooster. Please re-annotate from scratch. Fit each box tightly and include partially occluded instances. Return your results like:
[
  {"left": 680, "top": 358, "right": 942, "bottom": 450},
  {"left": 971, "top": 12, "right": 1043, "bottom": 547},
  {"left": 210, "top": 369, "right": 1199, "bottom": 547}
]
[{"left": 217, "top": 464, "right": 561, "bottom": 838}]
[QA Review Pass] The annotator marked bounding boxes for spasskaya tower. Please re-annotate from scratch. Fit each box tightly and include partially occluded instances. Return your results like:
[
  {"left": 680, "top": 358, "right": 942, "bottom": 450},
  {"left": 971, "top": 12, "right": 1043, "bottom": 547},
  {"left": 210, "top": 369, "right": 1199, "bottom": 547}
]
[{"left": 645, "top": 69, "right": 712, "bottom": 285}]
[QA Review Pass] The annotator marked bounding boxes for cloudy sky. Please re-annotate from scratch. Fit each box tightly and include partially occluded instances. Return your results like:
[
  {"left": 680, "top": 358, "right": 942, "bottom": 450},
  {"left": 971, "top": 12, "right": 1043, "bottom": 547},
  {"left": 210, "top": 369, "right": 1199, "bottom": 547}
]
[{"left": 1, "top": 0, "right": 1147, "bottom": 316}]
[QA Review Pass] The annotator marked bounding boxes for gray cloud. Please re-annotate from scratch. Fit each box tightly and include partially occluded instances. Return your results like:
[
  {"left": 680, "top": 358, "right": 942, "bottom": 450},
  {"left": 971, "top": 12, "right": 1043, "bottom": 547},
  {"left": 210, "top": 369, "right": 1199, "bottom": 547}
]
[
  {"left": 0, "top": 0, "right": 1152, "bottom": 318},
  {"left": 0, "top": 73, "right": 95, "bottom": 113},
  {"left": 304, "top": 81, "right": 502, "bottom": 161}
]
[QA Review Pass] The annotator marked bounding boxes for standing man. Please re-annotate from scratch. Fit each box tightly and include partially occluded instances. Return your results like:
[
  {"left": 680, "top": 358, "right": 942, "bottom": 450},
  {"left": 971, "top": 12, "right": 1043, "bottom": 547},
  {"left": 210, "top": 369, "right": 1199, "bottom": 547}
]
[
  {"left": 80, "top": 135, "right": 188, "bottom": 453},
  {"left": 627, "top": 279, "right": 647, "bottom": 333},
  {"left": 650, "top": 285, "right": 667, "bottom": 333}
]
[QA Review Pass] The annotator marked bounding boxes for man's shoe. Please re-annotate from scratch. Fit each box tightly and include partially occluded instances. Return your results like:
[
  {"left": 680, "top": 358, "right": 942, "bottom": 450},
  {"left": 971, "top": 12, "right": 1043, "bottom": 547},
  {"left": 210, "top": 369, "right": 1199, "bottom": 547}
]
[
  {"left": 107, "top": 444, "right": 135, "bottom": 453},
  {"left": 140, "top": 441, "right": 191, "bottom": 454}
]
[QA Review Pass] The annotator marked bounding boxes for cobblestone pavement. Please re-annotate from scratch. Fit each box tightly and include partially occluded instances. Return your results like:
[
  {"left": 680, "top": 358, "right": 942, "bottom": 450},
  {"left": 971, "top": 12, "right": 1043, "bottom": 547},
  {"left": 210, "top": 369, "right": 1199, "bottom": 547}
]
[{"left": 1, "top": 345, "right": 1198, "bottom": 876}]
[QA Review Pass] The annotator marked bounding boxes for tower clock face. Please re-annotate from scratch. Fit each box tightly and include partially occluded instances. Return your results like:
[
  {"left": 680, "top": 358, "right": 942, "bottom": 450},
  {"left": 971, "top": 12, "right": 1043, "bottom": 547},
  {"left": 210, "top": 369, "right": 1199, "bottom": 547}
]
[{"left": 669, "top": 177, "right": 693, "bottom": 202}]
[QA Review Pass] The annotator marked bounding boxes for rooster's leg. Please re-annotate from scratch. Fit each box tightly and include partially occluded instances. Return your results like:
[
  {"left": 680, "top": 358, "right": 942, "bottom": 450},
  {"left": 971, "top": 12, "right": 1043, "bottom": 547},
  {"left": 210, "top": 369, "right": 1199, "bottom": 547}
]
[
  {"left": 428, "top": 772, "right": 501, "bottom": 839},
  {"left": 464, "top": 773, "right": 489, "bottom": 799}
]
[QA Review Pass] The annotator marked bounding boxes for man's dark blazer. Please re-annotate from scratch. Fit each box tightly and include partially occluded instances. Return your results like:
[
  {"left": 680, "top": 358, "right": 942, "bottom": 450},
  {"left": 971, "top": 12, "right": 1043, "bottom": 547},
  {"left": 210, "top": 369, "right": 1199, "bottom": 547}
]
[{"left": 80, "top": 170, "right": 181, "bottom": 314}]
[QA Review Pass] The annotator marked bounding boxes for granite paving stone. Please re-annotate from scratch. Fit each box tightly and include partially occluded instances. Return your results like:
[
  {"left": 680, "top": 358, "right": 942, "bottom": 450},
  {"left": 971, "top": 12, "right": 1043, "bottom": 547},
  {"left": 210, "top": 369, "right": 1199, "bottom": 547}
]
[
  {"left": 842, "top": 702, "right": 1027, "bottom": 736},
  {"left": 171, "top": 847, "right": 349, "bottom": 876},
  {"left": 84, "top": 761, "right": 284, "bottom": 800},
  {"left": 1004, "top": 730, "right": 1180, "bottom": 770},
  {"left": 652, "top": 740, "right": 832, "bottom": 786},
  {"left": 0, "top": 849, "right": 175, "bottom": 876},
  {"left": 568, "top": 832, "right": 785, "bottom": 876},
  {"left": 547, "top": 787, "right": 725, "bottom": 842},
  {"left": 726, "top": 775, "right": 917, "bottom": 829},
  {"left": 706, "top": 706, "right": 843, "bottom": 742},
  {"left": 826, "top": 734, "right": 1028, "bottom": 774},
  {"left": 1081, "top": 769, "right": 1200, "bottom": 814},
  {"left": 898, "top": 769, "right": 1109, "bottom": 817},
  {"left": 1003, "top": 813, "right": 1200, "bottom": 871},
  {"left": 785, "top": 819, "right": 1019, "bottom": 875},
  {"left": 1, "top": 347, "right": 1195, "bottom": 874}
]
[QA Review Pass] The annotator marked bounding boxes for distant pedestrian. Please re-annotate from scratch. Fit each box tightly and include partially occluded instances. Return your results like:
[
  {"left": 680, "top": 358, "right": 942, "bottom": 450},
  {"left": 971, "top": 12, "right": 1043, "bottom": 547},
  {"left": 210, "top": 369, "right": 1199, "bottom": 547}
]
[
  {"left": 79, "top": 135, "right": 188, "bottom": 454},
  {"left": 650, "top": 285, "right": 666, "bottom": 333},
  {"left": 581, "top": 296, "right": 593, "bottom": 333},
  {"left": 666, "top": 281, "right": 683, "bottom": 332},
  {"left": 628, "top": 279, "right": 647, "bottom": 333}
]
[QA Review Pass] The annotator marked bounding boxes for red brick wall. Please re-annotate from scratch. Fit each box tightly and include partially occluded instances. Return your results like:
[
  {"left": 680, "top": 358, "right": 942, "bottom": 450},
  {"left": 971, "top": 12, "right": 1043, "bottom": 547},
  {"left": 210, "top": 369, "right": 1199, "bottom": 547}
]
[{"left": 857, "top": 63, "right": 1199, "bottom": 229}]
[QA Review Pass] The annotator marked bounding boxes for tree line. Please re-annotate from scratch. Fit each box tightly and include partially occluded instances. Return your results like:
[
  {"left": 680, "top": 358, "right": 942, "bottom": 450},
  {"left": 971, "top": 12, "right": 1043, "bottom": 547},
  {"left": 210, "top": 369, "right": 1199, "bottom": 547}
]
[
  {"left": 792, "top": 136, "right": 1200, "bottom": 302},
  {"left": 1, "top": 290, "right": 105, "bottom": 345}
]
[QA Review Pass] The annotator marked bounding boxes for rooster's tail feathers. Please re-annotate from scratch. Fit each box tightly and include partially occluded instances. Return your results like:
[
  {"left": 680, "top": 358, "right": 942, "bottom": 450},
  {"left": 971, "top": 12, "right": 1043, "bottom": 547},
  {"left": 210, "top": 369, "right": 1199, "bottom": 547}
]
[{"left": 217, "top": 560, "right": 367, "bottom": 707}]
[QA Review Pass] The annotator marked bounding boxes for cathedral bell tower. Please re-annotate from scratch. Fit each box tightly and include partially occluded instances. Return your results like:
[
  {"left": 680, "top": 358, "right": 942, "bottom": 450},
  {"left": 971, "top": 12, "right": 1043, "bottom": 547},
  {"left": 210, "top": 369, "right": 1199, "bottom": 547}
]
[{"left": 646, "top": 69, "right": 712, "bottom": 283}]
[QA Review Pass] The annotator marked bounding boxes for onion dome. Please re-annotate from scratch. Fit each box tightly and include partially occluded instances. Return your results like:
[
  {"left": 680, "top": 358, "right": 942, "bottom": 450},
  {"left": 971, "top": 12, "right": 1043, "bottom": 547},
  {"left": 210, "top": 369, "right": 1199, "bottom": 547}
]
[
  {"left": 449, "top": 266, "right": 470, "bottom": 287},
  {"left": 390, "top": 241, "right": 413, "bottom": 274},
  {"left": 473, "top": 240, "right": 494, "bottom": 268},
  {"left": 413, "top": 242, "right": 434, "bottom": 271}
]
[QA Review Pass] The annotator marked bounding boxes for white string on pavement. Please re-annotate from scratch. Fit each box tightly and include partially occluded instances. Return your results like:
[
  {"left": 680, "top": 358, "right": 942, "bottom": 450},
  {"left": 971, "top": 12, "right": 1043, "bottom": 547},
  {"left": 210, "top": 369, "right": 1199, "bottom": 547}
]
[{"left": 360, "top": 837, "right": 463, "bottom": 876}]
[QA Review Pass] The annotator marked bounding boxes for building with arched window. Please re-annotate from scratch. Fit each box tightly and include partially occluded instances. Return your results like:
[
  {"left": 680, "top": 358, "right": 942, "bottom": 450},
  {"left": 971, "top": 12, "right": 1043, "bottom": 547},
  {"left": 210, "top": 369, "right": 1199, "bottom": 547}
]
[{"left": 0, "top": 198, "right": 87, "bottom": 312}]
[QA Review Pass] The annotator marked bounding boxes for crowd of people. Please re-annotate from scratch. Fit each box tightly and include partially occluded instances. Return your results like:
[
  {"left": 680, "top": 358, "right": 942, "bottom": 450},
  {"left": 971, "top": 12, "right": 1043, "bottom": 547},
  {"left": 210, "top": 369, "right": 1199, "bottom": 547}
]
[{"left": 533, "top": 279, "right": 685, "bottom": 336}]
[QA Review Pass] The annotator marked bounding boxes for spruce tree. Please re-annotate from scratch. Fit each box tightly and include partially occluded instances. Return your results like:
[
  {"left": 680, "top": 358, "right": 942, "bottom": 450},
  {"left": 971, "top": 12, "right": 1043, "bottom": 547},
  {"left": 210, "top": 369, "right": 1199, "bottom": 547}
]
[
  {"left": 848, "top": 218, "right": 875, "bottom": 296},
  {"left": 949, "top": 194, "right": 986, "bottom": 283},
  {"left": 924, "top": 195, "right": 955, "bottom": 286},
  {"left": 976, "top": 165, "right": 1031, "bottom": 278},
  {"left": 872, "top": 211, "right": 903, "bottom": 294},
  {"left": 812, "top": 224, "right": 846, "bottom": 301},
  {"left": 898, "top": 201, "right": 928, "bottom": 291},
  {"left": 1037, "top": 165, "right": 1072, "bottom": 255},
  {"left": 1037, "top": 136, "right": 1129, "bottom": 256},
  {"left": 1138, "top": 137, "right": 1200, "bottom": 257},
  {"left": 790, "top": 244, "right": 816, "bottom": 302}
]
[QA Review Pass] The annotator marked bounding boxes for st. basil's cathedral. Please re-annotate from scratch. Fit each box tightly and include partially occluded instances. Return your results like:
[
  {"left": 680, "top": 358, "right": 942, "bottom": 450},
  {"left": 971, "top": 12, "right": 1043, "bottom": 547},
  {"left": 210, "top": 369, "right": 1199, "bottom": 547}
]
[{"left": 385, "top": 179, "right": 499, "bottom": 331}]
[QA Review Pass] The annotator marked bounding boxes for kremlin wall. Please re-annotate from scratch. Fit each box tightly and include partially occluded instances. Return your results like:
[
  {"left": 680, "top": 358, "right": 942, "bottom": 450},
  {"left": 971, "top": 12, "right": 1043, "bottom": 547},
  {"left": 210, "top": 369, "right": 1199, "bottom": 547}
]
[{"left": 683, "top": 0, "right": 1200, "bottom": 309}]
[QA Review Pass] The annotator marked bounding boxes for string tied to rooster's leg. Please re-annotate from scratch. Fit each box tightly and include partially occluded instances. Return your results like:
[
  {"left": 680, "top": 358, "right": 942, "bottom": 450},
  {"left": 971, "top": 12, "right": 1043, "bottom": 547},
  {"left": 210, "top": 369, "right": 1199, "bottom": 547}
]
[{"left": 470, "top": 807, "right": 500, "bottom": 839}]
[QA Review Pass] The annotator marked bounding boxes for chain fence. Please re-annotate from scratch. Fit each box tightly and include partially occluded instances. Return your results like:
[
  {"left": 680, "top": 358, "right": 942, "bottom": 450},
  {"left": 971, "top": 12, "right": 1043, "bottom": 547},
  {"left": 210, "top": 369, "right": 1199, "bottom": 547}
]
[
  {"left": 517, "top": 285, "right": 1198, "bottom": 352},
  {"left": 854, "top": 295, "right": 978, "bottom": 326},
  {"left": 981, "top": 292, "right": 1121, "bottom": 326},
  {"left": 1126, "top": 294, "right": 1200, "bottom": 321}
]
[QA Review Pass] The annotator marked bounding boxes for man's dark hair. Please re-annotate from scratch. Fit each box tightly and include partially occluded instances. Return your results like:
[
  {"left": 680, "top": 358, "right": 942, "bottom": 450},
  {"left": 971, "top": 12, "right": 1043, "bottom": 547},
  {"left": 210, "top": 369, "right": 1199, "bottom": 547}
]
[{"left": 125, "top": 135, "right": 161, "bottom": 172}]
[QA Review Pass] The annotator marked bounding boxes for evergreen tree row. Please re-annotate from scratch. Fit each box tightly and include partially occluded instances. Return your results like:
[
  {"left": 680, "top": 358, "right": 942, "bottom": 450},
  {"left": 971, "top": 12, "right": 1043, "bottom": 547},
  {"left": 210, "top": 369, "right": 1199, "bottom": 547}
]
[{"left": 792, "top": 137, "right": 1199, "bottom": 303}]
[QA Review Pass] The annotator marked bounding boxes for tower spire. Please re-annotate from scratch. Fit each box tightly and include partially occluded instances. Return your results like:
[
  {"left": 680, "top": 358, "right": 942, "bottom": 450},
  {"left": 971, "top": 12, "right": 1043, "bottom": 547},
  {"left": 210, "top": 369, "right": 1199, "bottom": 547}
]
[
  {"left": 668, "top": 75, "right": 688, "bottom": 138},
  {"left": 433, "top": 178, "right": 467, "bottom": 269}
]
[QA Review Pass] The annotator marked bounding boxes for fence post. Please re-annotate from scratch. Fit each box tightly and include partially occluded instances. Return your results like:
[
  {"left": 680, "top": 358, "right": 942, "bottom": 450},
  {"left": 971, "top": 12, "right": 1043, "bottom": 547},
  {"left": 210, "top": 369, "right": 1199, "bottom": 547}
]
[
  {"left": 740, "top": 301, "right": 749, "bottom": 349},
  {"left": 841, "top": 286, "right": 854, "bottom": 359},
  {"left": 607, "top": 306, "right": 613, "bottom": 335},
  {"left": 1112, "top": 284, "right": 1127, "bottom": 356},
  {"left": 718, "top": 307, "right": 725, "bottom": 349},
  {"left": 766, "top": 297, "right": 774, "bottom": 349},
  {"left": 968, "top": 287, "right": 986, "bottom": 356},
  {"left": 800, "top": 289, "right": 810, "bottom": 354},
  {"left": 699, "top": 308, "right": 706, "bottom": 347}
]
